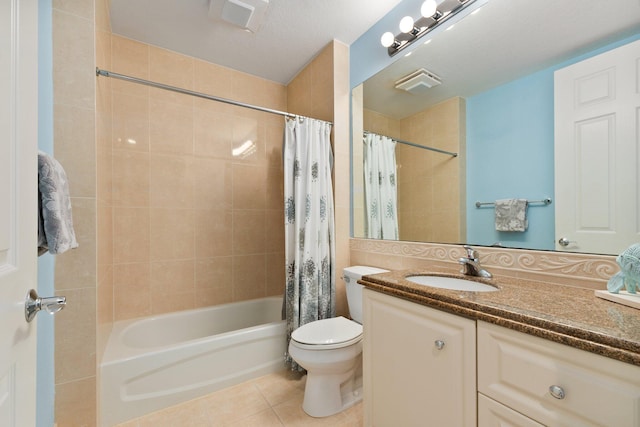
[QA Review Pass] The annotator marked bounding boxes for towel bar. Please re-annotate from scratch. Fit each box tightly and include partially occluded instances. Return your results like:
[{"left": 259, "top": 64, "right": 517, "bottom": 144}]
[{"left": 475, "top": 197, "right": 552, "bottom": 208}]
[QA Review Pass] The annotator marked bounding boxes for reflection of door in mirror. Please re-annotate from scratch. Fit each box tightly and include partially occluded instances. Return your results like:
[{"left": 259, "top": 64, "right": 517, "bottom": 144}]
[
  {"left": 555, "top": 39, "right": 640, "bottom": 254},
  {"left": 352, "top": 85, "right": 466, "bottom": 243}
]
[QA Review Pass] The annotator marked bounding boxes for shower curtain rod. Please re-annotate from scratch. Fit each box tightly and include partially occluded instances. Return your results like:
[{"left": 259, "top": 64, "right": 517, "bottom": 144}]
[
  {"left": 364, "top": 130, "right": 458, "bottom": 157},
  {"left": 95, "top": 67, "right": 332, "bottom": 125}
]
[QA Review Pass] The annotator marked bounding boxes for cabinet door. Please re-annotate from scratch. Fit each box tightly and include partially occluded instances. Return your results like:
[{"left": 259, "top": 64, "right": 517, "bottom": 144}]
[
  {"left": 479, "top": 393, "right": 544, "bottom": 427},
  {"left": 478, "top": 321, "right": 640, "bottom": 426},
  {"left": 363, "top": 289, "right": 476, "bottom": 427}
]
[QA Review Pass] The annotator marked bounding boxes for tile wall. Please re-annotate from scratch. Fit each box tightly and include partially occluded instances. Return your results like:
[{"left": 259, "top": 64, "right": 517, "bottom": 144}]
[
  {"left": 52, "top": 0, "right": 99, "bottom": 424},
  {"left": 108, "top": 35, "right": 287, "bottom": 321}
]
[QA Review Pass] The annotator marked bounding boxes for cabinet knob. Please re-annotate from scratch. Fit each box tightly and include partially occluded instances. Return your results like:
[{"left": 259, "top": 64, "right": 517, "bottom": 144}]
[
  {"left": 434, "top": 340, "right": 445, "bottom": 350},
  {"left": 549, "top": 385, "right": 565, "bottom": 400}
]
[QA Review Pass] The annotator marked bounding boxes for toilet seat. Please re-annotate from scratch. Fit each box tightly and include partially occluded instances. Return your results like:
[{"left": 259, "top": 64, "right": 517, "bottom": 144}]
[{"left": 291, "top": 316, "right": 362, "bottom": 350}]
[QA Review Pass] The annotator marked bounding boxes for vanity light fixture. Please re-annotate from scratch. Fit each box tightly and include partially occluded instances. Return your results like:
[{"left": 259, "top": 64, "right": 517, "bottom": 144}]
[{"left": 380, "top": 0, "right": 489, "bottom": 56}]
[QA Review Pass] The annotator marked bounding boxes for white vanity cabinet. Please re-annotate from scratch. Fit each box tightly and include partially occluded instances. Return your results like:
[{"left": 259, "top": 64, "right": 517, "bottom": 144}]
[
  {"left": 478, "top": 321, "right": 640, "bottom": 427},
  {"left": 362, "top": 288, "right": 477, "bottom": 427}
]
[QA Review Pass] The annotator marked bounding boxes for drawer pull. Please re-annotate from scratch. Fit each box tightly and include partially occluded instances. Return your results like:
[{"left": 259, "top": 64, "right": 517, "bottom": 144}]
[
  {"left": 549, "top": 385, "right": 565, "bottom": 400},
  {"left": 434, "top": 340, "right": 445, "bottom": 350}
]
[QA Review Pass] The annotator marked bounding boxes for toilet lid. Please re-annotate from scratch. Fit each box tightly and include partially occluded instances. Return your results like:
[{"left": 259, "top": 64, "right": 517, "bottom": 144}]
[{"left": 291, "top": 316, "right": 362, "bottom": 347}]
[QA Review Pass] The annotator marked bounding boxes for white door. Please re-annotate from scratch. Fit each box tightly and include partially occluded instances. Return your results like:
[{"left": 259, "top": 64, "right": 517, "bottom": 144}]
[
  {"left": 554, "top": 39, "right": 640, "bottom": 254},
  {"left": 0, "top": 0, "right": 39, "bottom": 425}
]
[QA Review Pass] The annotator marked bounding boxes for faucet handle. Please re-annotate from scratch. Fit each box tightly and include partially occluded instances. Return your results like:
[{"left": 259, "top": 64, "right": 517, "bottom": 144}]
[{"left": 463, "top": 245, "right": 478, "bottom": 259}]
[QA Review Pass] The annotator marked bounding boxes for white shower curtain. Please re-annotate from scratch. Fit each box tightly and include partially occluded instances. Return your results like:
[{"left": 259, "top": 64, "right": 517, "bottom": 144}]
[
  {"left": 364, "top": 132, "right": 399, "bottom": 240},
  {"left": 283, "top": 117, "right": 335, "bottom": 370}
]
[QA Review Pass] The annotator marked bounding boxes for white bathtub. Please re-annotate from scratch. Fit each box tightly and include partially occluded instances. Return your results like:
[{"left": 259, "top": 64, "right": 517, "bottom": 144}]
[{"left": 100, "top": 296, "right": 286, "bottom": 426}]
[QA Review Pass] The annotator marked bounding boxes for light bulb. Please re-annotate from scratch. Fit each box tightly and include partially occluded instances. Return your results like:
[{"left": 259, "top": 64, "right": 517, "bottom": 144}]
[
  {"left": 380, "top": 32, "right": 395, "bottom": 48},
  {"left": 399, "top": 16, "right": 414, "bottom": 33},
  {"left": 421, "top": 0, "right": 438, "bottom": 17}
]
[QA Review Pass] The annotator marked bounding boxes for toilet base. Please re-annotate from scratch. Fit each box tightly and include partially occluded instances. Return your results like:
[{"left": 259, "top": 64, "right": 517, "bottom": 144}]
[{"left": 302, "top": 368, "right": 363, "bottom": 417}]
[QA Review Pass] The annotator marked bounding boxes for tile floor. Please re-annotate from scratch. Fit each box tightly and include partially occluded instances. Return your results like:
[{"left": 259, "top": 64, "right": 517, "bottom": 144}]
[{"left": 114, "top": 370, "right": 363, "bottom": 427}]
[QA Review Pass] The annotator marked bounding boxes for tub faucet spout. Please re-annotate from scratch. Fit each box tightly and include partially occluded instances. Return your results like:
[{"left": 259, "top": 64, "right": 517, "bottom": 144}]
[{"left": 459, "top": 245, "right": 492, "bottom": 278}]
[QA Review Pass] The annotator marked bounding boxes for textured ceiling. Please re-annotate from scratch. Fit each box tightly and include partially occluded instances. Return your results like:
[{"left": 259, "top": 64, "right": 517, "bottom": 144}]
[{"left": 109, "top": 0, "right": 404, "bottom": 84}]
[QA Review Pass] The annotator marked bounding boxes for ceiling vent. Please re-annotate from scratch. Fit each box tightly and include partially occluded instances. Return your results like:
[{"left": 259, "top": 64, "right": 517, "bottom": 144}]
[
  {"left": 394, "top": 68, "right": 442, "bottom": 94},
  {"left": 209, "top": 0, "right": 269, "bottom": 33}
]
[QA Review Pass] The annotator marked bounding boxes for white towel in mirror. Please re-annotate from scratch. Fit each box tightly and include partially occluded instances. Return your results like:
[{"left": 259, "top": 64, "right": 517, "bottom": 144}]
[{"left": 495, "top": 199, "right": 528, "bottom": 232}]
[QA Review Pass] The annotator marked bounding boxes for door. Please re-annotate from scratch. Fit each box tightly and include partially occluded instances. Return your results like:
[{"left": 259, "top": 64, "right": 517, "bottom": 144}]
[
  {"left": 0, "top": 0, "right": 39, "bottom": 425},
  {"left": 554, "top": 39, "right": 640, "bottom": 254}
]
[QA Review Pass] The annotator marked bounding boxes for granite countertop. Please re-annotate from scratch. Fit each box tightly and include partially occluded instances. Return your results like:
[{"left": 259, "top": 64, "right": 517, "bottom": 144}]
[{"left": 359, "top": 269, "right": 640, "bottom": 367}]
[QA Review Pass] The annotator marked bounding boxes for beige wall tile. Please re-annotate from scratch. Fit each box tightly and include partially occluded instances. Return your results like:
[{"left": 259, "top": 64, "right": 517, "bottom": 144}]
[
  {"left": 53, "top": 9, "right": 94, "bottom": 109},
  {"left": 55, "top": 287, "right": 97, "bottom": 383},
  {"left": 149, "top": 46, "right": 194, "bottom": 107},
  {"left": 231, "top": 115, "right": 264, "bottom": 163},
  {"left": 149, "top": 153, "right": 194, "bottom": 208},
  {"left": 54, "top": 197, "right": 96, "bottom": 290},
  {"left": 193, "top": 59, "right": 234, "bottom": 102},
  {"left": 113, "top": 207, "right": 150, "bottom": 263},
  {"left": 233, "top": 164, "right": 267, "bottom": 209},
  {"left": 112, "top": 150, "right": 150, "bottom": 207},
  {"left": 194, "top": 209, "right": 233, "bottom": 258},
  {"left": 149, "top": 208, "right": 195, "bottom": 261},
  {"left": 195, "top": 257, "right": 233, "bottom": 289},
  {"left": 111, "top": 36, "right": 149, "bottom": 96},
  {"left": 192, "top": 157, "right": 233, "bottom": 211},
  {"left": 55, "top": 377, "right": 96, "bottom": 427},
  {"left": 112, "top": 91, "right": 150, "bottom": 151},
  {"left": 193, "top": 107, "right": 234, "bottom": 158},
  {"left": 150, "top": 260, "right": 195, "bottom": 295},
  {"left": 233, "top": 254, "right": 266, "bottom": 301},
  {"left": 54, "top": 104, "right": 96, "bottom": 198},
  {"left": 233, "top": 211, "right": 266, "bottom": 255},
  {"left": 113, "top": 262, "right": 151, "bottom": 320},
  {"left": 149, "top": 98, "right": 194, "bottom": 154}
]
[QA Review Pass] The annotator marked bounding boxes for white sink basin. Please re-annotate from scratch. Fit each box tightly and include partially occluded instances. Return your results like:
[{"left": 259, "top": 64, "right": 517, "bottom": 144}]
[{"left": 406, "top": 275, "right": 498, "bottom": 292}]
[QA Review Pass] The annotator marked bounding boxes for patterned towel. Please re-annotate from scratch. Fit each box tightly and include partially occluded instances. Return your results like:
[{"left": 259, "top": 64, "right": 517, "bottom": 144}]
[
  {"left": 494, "top": 199, "right": 528, "bottom": 232},
  {"left": 38, "top": 151, "right": 79, "bottom": 255}
]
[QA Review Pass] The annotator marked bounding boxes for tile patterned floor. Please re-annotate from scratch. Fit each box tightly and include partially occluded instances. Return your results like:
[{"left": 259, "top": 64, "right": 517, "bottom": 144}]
[{"left": 114, "top": 370, "right": 363, "bottom": 427}]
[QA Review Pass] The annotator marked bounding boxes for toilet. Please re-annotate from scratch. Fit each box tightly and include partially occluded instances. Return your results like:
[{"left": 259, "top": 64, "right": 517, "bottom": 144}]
[{"left": 288, "top": 265, "right": 388, "bottom": 417}]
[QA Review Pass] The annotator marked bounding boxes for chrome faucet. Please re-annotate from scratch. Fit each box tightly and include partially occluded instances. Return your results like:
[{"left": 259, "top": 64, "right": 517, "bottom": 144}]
[{"left": 459, "top": 245, "right": 492, "bottom": 278}]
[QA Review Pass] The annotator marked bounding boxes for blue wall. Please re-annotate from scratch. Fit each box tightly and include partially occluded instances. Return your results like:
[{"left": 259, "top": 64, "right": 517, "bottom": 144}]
[
  {"left": 37, "top": 0, "right": 55, "bottom": 425},
  {"left": 465, "top": 33, "right": 640, "bottom": 250}
]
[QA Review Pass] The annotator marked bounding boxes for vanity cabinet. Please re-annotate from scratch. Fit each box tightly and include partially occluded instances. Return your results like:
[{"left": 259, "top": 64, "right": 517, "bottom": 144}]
[
  {"left": 362, "top": 288, "right": 476, "bottom": 427},
  {"left": 478, "top": 321, "right": 640, "bottom": 427}
]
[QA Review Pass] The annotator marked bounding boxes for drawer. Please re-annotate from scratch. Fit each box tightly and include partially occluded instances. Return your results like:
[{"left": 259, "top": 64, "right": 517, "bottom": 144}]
[
  {"left": 478, "top": 321, "right": 640, "bottom": 427},
  {"left": 478, "top": 393, "right": 544, "bottom": 427}
]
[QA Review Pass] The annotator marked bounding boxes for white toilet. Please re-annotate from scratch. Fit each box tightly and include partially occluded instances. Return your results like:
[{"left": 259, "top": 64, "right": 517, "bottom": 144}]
[{"left": 288, "top": 265, "right": 388, "bottom": 417}]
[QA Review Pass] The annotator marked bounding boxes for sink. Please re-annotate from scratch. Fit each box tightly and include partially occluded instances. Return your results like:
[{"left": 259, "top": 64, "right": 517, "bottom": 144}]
[{"left": 406, "top": 275, "right": 498, "bottom": 292}]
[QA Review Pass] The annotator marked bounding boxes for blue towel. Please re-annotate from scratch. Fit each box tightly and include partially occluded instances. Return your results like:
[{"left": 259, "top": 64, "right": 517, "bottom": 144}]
[{"left": 38, "top": 151, "right": 78, "bottom": 255}]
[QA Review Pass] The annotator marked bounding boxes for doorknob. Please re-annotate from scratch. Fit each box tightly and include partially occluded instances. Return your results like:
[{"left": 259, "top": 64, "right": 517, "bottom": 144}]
[
  {"left": 558, "top": 237, "right": 576, "bottom": 247},
  {"left": 25, "top": 289, "right": 66, "bottom": 322}
]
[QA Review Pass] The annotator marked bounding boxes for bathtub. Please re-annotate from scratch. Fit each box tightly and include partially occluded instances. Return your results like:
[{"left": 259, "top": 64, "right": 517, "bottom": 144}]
[{"left": 100, "top": 296, "right": 286, "bottom": 426}]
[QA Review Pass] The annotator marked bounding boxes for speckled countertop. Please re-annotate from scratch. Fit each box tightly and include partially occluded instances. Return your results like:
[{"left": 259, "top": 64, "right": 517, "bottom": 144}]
[{"left": 359, "top": 270, "right": 640, "bottom": 367}]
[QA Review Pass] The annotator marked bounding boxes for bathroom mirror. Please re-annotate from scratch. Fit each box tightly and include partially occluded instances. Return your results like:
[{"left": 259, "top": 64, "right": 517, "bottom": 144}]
[{"left": 352, "top": 0, "right": 640, "bottom": 255}]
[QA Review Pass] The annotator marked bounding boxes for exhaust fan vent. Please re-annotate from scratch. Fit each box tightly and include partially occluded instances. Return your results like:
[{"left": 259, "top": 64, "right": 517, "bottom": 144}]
[
  {"left": 209, "top": 0, "right": 269, "bottom": 33},
  {"left": 395, "top": 68, "right": 441, "bottom": 94}
]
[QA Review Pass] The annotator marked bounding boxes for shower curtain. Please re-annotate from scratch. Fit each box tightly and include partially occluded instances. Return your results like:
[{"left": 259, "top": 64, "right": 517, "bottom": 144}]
[
  {"left": 363, "top": 132, "right": 399, "bottom": 240},
  {"left": 283, "top": 117, "right": 336, "bottom": 370}
]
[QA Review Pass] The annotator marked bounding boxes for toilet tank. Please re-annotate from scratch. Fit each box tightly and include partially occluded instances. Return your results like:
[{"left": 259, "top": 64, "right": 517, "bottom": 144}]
[{"left": 343, "top": 266, "right": 388, "bottom": 323}]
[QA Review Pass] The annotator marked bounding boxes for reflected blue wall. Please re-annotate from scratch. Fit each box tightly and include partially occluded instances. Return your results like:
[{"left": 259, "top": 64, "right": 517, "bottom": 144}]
[{"left": 466, "top": 33, "right": 640, "bottom": 250}]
